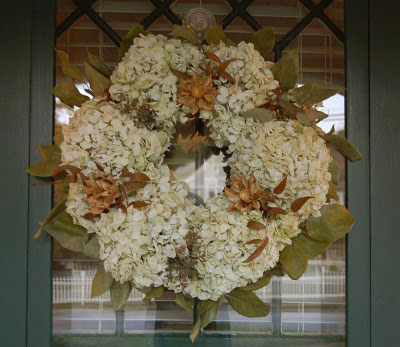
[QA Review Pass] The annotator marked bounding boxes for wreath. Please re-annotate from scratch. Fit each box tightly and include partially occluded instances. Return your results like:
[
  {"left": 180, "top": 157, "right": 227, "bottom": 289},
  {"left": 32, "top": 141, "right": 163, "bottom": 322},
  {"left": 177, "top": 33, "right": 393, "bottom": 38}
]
[{"left": 27, "top": 25, "right": 361, "bottom": 342}]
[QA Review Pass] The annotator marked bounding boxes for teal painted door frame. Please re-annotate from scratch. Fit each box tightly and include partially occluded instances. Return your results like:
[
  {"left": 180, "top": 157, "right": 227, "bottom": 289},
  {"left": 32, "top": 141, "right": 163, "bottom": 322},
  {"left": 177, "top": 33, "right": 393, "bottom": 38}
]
[{"left": 1, "top": 0, "right": 400, "bottom": 346}]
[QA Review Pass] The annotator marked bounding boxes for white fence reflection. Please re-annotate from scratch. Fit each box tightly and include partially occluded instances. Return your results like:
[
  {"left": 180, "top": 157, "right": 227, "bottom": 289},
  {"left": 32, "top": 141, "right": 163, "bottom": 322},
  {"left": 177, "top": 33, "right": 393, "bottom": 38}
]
[{"left": 53, "top": 260, "right": 345, "bottom": 305}]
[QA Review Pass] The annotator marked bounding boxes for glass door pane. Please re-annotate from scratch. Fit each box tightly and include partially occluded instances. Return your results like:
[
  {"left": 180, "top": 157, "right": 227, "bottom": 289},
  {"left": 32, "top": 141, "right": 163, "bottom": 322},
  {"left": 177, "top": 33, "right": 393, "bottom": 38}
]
[{"left": 53, "top": 0, "right": 346, "bottom": 344}]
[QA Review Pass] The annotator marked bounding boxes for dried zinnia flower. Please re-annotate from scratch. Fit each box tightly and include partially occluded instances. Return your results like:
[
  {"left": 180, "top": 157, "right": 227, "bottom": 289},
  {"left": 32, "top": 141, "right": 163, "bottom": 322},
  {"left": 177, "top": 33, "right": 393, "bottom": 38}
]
[
  {"left": 82, "top": 173, "right": 121, "bottom": 215},
  {"left": 225, "top": 175, "right": 272, "bottom": 214},
  {"left": 177, "top": 72, "right": 217, "bottom": 115}
]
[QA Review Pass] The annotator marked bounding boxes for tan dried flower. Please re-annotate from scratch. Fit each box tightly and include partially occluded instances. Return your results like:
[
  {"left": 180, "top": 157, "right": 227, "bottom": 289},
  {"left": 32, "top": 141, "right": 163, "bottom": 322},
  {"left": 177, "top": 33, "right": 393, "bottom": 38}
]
[
  {"left": 225, "top": 175, "right": 273, "bottom": 214},
  {"left": 82, "top": 173, "right": 121, "bottom": 215},
  {"left": 177, "top": 72, "right": 217, "bottom": 115}
]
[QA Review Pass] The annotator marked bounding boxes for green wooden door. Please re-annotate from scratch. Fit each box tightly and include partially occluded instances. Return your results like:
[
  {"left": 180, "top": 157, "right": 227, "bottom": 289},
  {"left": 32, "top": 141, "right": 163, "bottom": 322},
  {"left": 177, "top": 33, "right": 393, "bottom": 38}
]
[{"left": 1, "top": 0, "right": 400, "bottom": 346}]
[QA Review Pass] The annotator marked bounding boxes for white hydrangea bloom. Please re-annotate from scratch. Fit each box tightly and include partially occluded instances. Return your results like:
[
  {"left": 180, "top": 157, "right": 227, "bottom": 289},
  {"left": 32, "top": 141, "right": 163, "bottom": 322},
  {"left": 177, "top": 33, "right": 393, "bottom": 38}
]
[
  {"left": 200, "top": 41, "right": 279, "bottom": 151},
  {"left": 61, "top": 98, "right": 170, "bottom": 177},
  {"left": 165, "top": 195, "right": 300, "bottom": 301},
  {"left": 66, "top": 164, "right": 197, "bottom": 288},
  {"left": 231, "top": 120, "right": 332, "bottom": 219},
  {"left": 109, "top": 34, "right": 205, "bottom": 137}
]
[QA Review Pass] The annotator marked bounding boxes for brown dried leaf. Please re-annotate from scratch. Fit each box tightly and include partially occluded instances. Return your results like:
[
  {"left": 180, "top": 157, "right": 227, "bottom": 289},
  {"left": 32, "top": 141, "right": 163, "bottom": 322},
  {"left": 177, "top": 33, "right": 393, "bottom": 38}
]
[
  {"left": 83, "top": 213, "right": 98, "bottom": 220},
  {"left": 218, "top": 59, "right": 234, "bottom": 74},
  {"left": 291, "top": 196, "right": 313, "bottom": 212},
  {"left": 266, "top": 208, "right": 287, "bottom": 216},
  {"left": 203, "top": 51, "right": 221, "bottom": 63},
  {"left": 170, "top": 68, "right": 191, "bottom": 80},
  {"left": 130, "top": 201, "right": 149, "bottom": 209},
  {"left": 244, "top": 237, "right": 269, "bottom": 263},
  {"left": 273, "top": 175, "right": 287, "bottom": 194},
  {"left": 247, "top": 221, "right": 266, "bottom": 230},
  {"left": 246, "top": 239, "right": 263, "bottom": 245},
  {"left": 220, "top": 71, "right": 235, "bottom": 84}
]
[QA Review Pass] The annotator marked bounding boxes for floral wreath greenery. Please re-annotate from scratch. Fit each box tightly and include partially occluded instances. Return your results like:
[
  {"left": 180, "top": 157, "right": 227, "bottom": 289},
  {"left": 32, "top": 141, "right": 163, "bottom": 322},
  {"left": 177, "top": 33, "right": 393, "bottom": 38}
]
[{"left": 27, "top": 24, "right": 361, "bottom": 342}]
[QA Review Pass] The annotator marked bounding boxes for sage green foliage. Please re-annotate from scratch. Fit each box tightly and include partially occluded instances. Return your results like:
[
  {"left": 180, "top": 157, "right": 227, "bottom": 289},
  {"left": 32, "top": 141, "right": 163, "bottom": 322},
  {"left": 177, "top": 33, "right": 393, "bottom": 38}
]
[
  {"left": 144, "top": 286, "right": 164, "bottom": 300},
  {"left": 292, "top": 82, "right": 339, "bottom": 105},
  {"left": 225, "top": 289, "right": 270, "bottom": 317},
  {"left": 250, "top": 28, "right": 275, "bottom": 58},
  {"left": 91, "top": 262, "right": 113, "bottom": 298},
  {"left": 85, "top": 62, "right": 111, "bottom": 97},
  {"left": 241, "top": 273, "right": 272, "bottom": 291},
  {"left": 118, "top": 24, "right": 145, "bottom": 59},
  {"left": 326, "top": 134, "right": 362, "bottom": 161},
  {"left": 205, "top": 25, "right": 226, "bottom": 45},
  {"left": 306, "top": 204, "right": 355, "bottom": 242},
  {"left": 329, "top": 161, "right": 340, "bottom": 185},
  {"left": 83, "top": 235, "right": 100, "bottom": 259},
  {"left": 35, "top": 199, "right": 66, "bottom": 238},
  {"left": 200, "top": 297, "right": 222, "bottom": 330},
  {"left": 44, "top": 210, "right": 88, "bottom": 253},
  {"left": 87, "top": 52, "right": 112, "bottom": 77},
  {"left": 280, "top": 242, "right": 308, "bottom": 280},
  {"left": 56, "top": 49, "right": 84, "bottom": 82},
  {"left": 267, "top": 265, "right": 284, "bottom": 277},
  {"left": 171, "top": 25, "right": 197, "bottom": 45},
  {"left": 175, "top": 293, "right": 194, "bottom": 312},
  {"left": 110, "top": 281, "right": 132, "bottom": 311},
  {"left": 242, "top": 108, "right": 274, "bottom": 122},
  {"left": 26, "top": 144, "right": 61, "bottom": 177},
  {"left": 292, "top": 233, "right": 331, "bottom": 259},
  {"left": 53, "top": 81, "right": 90, "bottom": 107},
  {"left": 189, "top": 317, "right": 202, "bottom": 343},
  {"left": 197, "top": 300, "right": 215, "bottom": 315},
  {"left": 278, "top": 96, "right": 302, "bottom": 117},
  {"left": 271, "top": 51, "right": 299, "bottom": 91}
]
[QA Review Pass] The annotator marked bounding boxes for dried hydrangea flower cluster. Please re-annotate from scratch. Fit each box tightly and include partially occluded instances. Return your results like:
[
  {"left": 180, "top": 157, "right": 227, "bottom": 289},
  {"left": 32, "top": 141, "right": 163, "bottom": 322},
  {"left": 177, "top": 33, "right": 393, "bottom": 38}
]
[{"left": 60, "top": 33, "right": 333, "bottom": 301}]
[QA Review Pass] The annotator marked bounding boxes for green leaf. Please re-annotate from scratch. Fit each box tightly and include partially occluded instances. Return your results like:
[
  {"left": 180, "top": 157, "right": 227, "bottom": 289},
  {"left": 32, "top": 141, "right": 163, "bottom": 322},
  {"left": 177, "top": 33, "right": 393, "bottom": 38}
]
[
  {"left": 26, "top": 160, "right": 59, "bottom": 177},
  {"left": 34, "top": 199, "right": 66, "bottom": 239},
  {"left": 170, "top": 25, "right": 197, "bottom": 45},
  {"left": 205, "top": 25, "right": 226, "bottom": 45},
  {"left": 189, "top": 316, "right": 202, "bottom": 343},
  {"left": 241, "top": 273, "right": 272, "bottom": 291},
  {"left": 44, "top": 210, "right": 89, "bottom": 253},
  {"left": 85, "top": 62, "right": 111, "bottom": 97},
  {"left": 250, "top": 27, "right": 275, "bottom": 58},
  {"left": 87, "top": 52, "right": 112, "bottom": 77},
  {"left": 271, "top": 51, "right": 299, "bottom": 91},
  {"left": 91, "top": 262, "right": 114, "bottom": 298},
  {"left": 225, "top": 289, "right": 270, "bottom": 318},
  {"left": 200, "top": 297, "right": 222, "bottom": 330},
  {"left": 175, "top": 293, "right": 194, "bottom": 312},
  {"left": 292, "top": 233, "right": 331, "bottom": 259},
  {"left": 110, "top": 281, "right": 132, "bottom": 311},
  {"left": 119, "top": 24, "right": 145, "bottom": 59},
  {"left": 242, "top": 108, "right": 275, "bottom": 122},
  {"left": 267, "top": 264, "right": 284, "bottom": 277},
  {"left": 53, "top": 81, "right": 90, "bottom": 107},
  {"left": 306, "top": 204, "right": 355, "bottom": 242},
  {"left": 55, "top": 49, "right": 84, "bottom": 82},
  {"left": 304, "top": 109, "right": 328, "bottom": 123},
  {"left": 279, "top": 96, "right": 302, "bottom": 117},
  {"left": 329, "top": 161, "right": 340, "bottom": 185},
  {"left": 292, "top": 82, "right": 339, "bottom": 105},
  {"left": 83, "top": 235, "right": 100, "bottom": 259},
  {"left": 144, "top": 286, "right": 164, "bottom": 300},
  {"left": 197, "top": 300, "right": 216, "bottom": 316},
  {"left": 326, "top": 134, "right": 362, "bottom": 162},
  {"left": 38, "top": 145, "right": 61, "bottom": 162},
  {"left": 296, "top": 112, "right": 313, "bottom": 127},
  {"left": 280, "top": 242, "right": 308, "bottom": 280}
]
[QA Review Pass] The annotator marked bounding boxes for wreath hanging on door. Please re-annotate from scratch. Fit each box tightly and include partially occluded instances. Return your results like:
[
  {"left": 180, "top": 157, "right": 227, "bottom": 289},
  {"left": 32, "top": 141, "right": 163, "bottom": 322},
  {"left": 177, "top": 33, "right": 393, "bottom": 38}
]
[{"left": 27, "top": 25, "right": 361, "bottom": 342}]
